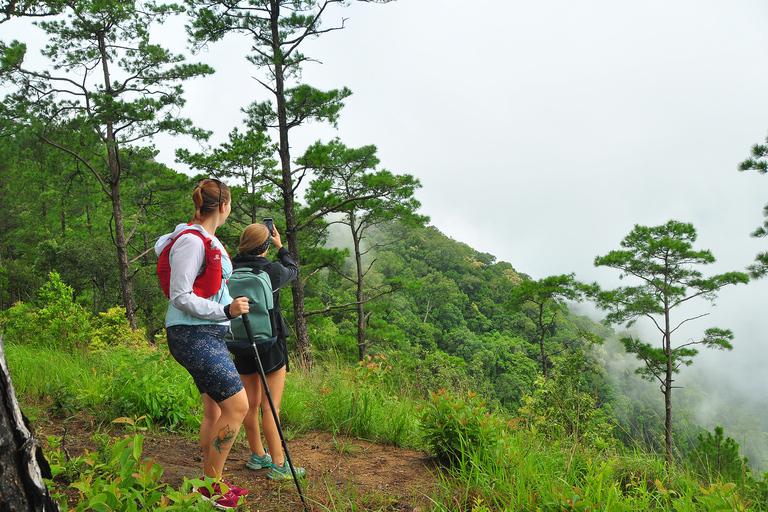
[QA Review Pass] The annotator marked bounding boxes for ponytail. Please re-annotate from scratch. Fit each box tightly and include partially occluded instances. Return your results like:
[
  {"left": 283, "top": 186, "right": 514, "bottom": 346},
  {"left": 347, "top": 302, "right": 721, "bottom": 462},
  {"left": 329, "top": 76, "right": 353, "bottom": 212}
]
[{"left": 193, "top": 178, "right": 230, "bottom": 222}]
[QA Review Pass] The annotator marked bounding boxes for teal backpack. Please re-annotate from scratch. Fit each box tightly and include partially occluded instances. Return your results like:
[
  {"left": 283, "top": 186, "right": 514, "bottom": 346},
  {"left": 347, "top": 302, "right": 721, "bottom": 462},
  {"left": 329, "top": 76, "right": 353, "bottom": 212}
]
[{"left": 225, "top": 267, "right": 278, "bottom": 352}]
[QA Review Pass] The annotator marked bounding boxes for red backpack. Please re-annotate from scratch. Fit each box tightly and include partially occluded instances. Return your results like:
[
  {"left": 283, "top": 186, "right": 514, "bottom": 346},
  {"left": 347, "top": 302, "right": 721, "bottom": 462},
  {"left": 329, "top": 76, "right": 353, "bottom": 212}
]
[{"left": 157, "top": 229, "right": 224, "bottom": 299}]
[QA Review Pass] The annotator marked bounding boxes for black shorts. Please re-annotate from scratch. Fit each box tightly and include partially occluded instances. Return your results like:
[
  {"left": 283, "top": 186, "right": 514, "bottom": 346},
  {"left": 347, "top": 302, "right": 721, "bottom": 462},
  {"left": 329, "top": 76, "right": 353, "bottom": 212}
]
[{"left": 227, "top": 337, "right": 286, "bottom": 376}]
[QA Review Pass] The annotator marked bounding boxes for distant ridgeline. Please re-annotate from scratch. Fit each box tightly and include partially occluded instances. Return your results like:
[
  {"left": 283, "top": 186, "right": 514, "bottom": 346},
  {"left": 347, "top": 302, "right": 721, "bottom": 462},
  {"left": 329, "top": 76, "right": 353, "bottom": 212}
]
[
  {"left": 312, "top": 222, "right": 613, "bottom": 413},
  {"left": 326, "top": 223, "right": 761, "bottom": 465}
]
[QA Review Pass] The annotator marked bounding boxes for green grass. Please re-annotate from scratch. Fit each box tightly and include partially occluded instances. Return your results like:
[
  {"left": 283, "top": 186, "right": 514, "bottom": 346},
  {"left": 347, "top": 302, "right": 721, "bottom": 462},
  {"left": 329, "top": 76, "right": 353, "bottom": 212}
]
[
  {"left": 7, "top": 341, "right": 768, "bottom": 511},
  {"left": 282, "top": 355, "right": 421, "bottom": 449},
  {"left": 7, "top": 342, "right": 103, "bottom": 398},
  {"left": 7, "top": 341, "right": 201, "bottom": 431},
  {"left": 425, "top": 430, "right": 760, "bottom": 511}
]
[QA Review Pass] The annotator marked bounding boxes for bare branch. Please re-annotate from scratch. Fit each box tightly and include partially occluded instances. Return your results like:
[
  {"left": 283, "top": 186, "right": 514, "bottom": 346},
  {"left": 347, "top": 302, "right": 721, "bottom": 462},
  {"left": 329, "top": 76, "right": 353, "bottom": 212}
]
[
  {"left": 38, "top": 136, "right": 112, "bottom": 198},
  {"left": 125, "top": 205, "right": 145, "bottom": 244},
  {"left": 296, "top": 193, "right": 381, "bottom": 231},
  {"left": 304, "top": 287, "right": 394, "bottom": 317},
  {"left": 624, "top": 336, "right": 665, "bottom": 387},
  {"left": 669, "top": 313, "right": 709, "bottom": 334},
  {"left": 252, "top": 76, "right": 277, "bottom": 95},
  {"left": 128, "top": 246, "right": 154, "bottom": 265},
  {"left": 327, "top": 263, "right": 357, "bottom": 285}
]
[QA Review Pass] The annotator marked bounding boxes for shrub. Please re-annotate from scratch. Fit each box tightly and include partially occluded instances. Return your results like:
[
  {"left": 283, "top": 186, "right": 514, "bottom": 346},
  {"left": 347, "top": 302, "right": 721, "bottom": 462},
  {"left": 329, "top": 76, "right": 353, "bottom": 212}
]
[
  {"left": 2, "top": 276, "right": 147, "bottom": 353},
  {"left": 90, "top": 307, "right": 147, "bottom": 350},
  {"left": 397, "top": 347, "right": 472, "bottom": 398},
  {"left": 419, "top": 388, "right": 505, "bottom": 464},
  {"left": 0, "top": 301, "right": 39, "bottom": 346},
  {"left": 687, "top": 426, "right": 749, "bottom": 484},
  {"left": 1, "top": 272, "right": 93, "bottom": 352},
  {"left": 96, "top": 345, "right": 201, "bottom": 432},
  {"left": 518, "top": 351, "right": 615, "bottom": 450}
]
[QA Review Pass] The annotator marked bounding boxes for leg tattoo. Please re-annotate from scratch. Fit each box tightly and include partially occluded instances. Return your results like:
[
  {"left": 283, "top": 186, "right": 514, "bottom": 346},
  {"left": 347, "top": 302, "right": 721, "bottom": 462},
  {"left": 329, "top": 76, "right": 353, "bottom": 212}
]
[{"left": 212, "top": 424, "right": 236, "bottom": 453}]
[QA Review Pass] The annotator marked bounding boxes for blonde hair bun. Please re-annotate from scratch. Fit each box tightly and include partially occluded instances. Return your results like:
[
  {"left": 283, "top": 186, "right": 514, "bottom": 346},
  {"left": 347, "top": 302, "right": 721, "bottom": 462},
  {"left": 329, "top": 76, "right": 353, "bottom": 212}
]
[{"left": 239, "top": 223, "right": 270, "bottom": 256}]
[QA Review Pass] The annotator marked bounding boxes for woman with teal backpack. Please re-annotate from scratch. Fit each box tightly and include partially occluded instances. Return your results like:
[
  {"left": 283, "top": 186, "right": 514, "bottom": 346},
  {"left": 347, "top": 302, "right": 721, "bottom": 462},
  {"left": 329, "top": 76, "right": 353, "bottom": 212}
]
[{"left": 226, "top": 221, "right": 306, "bottom": 480}]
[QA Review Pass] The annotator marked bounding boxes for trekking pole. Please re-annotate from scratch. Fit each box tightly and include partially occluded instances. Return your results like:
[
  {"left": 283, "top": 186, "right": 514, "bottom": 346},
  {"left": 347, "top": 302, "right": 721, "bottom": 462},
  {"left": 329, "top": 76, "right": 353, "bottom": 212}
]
[{"left": 240, "top": 313, "right": 308, "bottom": 512}]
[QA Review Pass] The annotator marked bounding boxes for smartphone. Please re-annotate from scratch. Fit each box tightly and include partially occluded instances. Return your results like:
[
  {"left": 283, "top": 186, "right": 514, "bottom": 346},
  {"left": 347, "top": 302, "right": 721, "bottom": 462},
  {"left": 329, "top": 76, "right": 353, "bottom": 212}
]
[{"left": 263, "top": 218, "right": 274, "bottom": 236}]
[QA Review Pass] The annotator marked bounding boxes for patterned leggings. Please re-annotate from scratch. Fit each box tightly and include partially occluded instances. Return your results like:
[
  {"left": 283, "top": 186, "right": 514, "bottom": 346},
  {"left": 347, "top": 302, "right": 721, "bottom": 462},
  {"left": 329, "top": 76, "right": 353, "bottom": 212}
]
[{"left": 166, "top": 324, "right": 243, "bottom": 403}]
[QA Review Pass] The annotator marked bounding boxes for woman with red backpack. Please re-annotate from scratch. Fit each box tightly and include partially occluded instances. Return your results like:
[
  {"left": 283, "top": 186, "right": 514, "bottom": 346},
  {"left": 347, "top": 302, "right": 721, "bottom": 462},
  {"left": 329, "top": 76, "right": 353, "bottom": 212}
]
[{"left": 154, "top": 178, "right": 250, "bottom": 509}]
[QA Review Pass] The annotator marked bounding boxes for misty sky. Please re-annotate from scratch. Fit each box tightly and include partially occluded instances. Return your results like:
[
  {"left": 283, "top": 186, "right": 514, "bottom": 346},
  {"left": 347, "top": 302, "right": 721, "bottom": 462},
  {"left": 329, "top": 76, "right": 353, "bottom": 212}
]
[
  {"left": 182, "top": 0, "right": 768, "bottom": 406},
  {"left": 5, "top": 2, "right": 768, "bottom": 424}
]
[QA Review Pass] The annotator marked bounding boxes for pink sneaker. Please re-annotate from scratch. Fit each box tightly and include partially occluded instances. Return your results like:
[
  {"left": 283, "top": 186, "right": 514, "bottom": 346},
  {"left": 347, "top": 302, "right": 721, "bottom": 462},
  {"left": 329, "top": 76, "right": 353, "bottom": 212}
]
[
  {"left": 212, "top": 492, "right": 243, "bottom": 510},
  {"left": 221, "top": 478, "right": 249, "bottom": 497},
  {"left": 195, "top": 484, "right": 245, "bottom": 509}
]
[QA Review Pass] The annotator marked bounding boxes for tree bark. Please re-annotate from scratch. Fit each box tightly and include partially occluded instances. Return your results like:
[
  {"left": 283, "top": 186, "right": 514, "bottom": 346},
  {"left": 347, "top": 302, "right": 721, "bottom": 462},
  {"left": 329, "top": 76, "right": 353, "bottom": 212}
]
[
  {"left": 664, "top": 307, "right": 674, "bottom": 468},
  {"left": 270, "top": 1, "right": 312, "bottom": 369},
  {"left": 110, "top": 173, "right": 137, "bottom": 330},
  {"left": 0, "top": 334, "right": 59, "bottom": 511},
  {"left": 351, "top": 213, "right": 367, "bottom": 361}
]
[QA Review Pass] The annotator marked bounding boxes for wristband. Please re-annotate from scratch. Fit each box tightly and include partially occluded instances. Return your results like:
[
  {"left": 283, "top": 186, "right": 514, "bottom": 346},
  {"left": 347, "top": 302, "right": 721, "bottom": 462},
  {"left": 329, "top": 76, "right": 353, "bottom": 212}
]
[{"left": 224, "top": 304, "right": 233, "bottom": 320}]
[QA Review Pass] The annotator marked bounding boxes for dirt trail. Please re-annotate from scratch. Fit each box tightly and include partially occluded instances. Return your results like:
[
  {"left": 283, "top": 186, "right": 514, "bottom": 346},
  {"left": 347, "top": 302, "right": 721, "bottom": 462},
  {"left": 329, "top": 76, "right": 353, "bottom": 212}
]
[{"left": 35, "top": 416, "right": 439, "bottom": 511}]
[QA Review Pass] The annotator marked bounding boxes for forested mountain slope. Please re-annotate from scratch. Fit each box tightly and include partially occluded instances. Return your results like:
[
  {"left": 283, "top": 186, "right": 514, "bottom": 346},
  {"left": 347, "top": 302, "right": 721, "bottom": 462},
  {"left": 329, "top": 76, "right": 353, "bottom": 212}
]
[{"left": 1, "top": 143, "right": 763, "bottom": 467}]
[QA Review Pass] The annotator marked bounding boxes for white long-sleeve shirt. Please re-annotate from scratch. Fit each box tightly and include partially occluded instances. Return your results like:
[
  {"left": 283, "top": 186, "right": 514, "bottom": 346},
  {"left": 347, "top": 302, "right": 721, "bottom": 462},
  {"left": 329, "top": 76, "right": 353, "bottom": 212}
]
[{"left": 154, "top": 223, "right": 233, "bottom": 327}]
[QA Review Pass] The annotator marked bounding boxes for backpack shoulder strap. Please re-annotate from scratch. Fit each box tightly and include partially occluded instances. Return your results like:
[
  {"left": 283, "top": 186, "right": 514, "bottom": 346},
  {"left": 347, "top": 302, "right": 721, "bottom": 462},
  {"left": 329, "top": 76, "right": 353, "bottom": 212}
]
[
  {"left": 177, "top": 229, "right": 210, "bottom": 244},
  {"left": 163, "top": 229, "right": 211, "bottom": 256}
]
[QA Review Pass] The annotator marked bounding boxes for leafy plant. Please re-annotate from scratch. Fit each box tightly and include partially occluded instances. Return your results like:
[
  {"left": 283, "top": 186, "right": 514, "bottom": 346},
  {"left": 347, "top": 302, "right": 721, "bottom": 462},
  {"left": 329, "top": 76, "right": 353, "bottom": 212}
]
[
  {"left": 694, "top": 482, "right": 752, "bottom": 511},
  {"left": 45, "top": 435, "right": 86, "bottom": 482},
  {"left": 353, "top": 354, "right": 393, "bottom": 385},
  {"left": 112, "top": 415, "right": 150, "bottom": 435},
  {"left": 653, "top": 479, "right": 755, "bottom": 512},
  {"left": 45, "top": 434, "right": 211, "bottom": 511},
  {"left": 1, "top": 272, "right": 93, "bottom": 352},
  {"left": 418, "top": 388, "right": 503, "bottom": 465},
  {"left": 90, "top": 307, "right": 147, "bottom": 350}
]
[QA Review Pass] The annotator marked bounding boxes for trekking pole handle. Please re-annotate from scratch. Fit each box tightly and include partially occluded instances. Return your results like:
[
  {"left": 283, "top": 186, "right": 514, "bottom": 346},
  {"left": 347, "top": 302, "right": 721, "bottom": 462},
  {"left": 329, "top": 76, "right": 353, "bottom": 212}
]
[
  {"left": 233, "top": 296, "right": 257, "bottom": 339},
  {"left": 239, "top": 307, "right": 254, "bottom": 338}
]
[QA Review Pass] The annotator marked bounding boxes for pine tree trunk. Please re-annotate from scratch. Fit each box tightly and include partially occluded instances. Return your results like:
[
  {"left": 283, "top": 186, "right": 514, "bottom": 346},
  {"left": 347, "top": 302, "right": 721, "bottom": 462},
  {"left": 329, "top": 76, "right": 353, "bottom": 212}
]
[
  {"left": 351, "top": 214, "right": 367, "bottom": 361},
  {"left": 0, "top": 335, "right": 60, "bottom": 511},
  {"left": 110, "top": 177, "right": 138, "bottom": 330},
  {"left": 98, "top": 27, "right": 137, "bottom": 331},
  {"left": 664, "top": 308, "right": 674, "bottom": 468},
  {"left": 664, "top": 353, "right": 674, "bottom": 467},
  {"left": 271, "top": 1, "right": 313, "bottom": 369}
]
